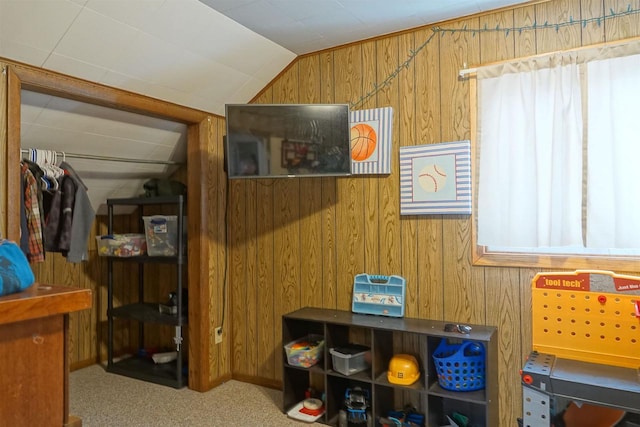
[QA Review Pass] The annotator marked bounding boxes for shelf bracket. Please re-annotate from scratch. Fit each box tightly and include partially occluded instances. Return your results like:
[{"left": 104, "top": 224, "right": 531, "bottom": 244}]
[{"left": 174, "top": 326, "right": 183, "bottom": 351}]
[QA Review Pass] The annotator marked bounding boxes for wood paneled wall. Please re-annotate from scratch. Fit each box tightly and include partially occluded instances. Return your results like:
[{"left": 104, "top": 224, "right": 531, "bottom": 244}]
[
  {"left": 3, "top": 0, "right": 640, "bottom": 422},
  {"left": 227, "top": 1, "right": 640, "bottom": 425}
]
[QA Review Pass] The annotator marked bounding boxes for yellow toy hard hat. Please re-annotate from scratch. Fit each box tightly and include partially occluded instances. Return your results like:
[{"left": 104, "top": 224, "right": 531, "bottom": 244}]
[{"left": 387, "top": 354, "right": 420, "bottom": 385}]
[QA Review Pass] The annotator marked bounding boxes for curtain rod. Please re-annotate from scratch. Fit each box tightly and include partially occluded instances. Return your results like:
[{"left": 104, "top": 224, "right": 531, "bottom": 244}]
[
  {"left": 459, "top": 67, "right": 477, "bottom": 78},
  {"left": 458, "top": 36, "right": 640, "bottom": 79},
  {"left": 20, "top": 149, "right": 182, "bottom": 165}
]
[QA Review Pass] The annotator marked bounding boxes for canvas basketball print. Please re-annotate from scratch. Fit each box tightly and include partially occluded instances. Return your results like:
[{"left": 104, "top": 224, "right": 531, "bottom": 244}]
[{"left": 349, "top": 107, "right": 393, "bottom": 174}]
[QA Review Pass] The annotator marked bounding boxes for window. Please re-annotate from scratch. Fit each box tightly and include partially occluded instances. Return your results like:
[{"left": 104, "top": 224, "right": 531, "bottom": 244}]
[{"left": 473, "top": 40, "right": 640, "bottom": 270}]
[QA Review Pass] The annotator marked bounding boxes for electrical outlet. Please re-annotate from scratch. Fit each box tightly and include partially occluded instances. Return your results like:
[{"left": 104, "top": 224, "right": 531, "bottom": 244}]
[{"left": 215, "top": 327, "right": 222, "bottom": 344}]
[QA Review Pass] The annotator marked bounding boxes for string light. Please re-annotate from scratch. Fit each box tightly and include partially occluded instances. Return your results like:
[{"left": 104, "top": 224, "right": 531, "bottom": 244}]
[{"left": 350, "top": 4, "right": 640, "bottom": 109}]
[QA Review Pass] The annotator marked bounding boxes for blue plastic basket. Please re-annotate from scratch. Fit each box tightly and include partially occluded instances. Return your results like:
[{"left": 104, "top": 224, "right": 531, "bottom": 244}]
[{"left": 432, "top": 339, "right": 485, "bottom": 391}]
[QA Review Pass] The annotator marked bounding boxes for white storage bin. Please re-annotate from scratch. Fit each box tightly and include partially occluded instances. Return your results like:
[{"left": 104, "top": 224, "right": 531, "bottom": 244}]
[
  {"left": 96, "top": 234, "right": 146, "bottom": 257},
  {"left": 284, "top": 335, "right": 324, "bottom": 368},
  {"left": 330, "top": 344, "right": 371, "bottom": 376},
  {"left": 143, "top": 215, "right": 178, "bottom": 256}
]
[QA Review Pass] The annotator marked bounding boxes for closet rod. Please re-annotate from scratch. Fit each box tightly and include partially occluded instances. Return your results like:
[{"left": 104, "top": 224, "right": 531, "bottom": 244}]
[{"left": 20, "top": 149, "right": 182, "bottom": 165}]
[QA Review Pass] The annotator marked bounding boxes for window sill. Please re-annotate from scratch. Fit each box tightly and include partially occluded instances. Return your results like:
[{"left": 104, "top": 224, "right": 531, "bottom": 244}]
[{"left": 473, "top": 246, "right": 640, "bottom": 271}]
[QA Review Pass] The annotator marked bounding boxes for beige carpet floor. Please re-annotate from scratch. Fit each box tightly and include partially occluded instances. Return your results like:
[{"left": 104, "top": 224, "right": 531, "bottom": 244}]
[{"left": 70, "top": 364, "right": 323, "bottom": 426}]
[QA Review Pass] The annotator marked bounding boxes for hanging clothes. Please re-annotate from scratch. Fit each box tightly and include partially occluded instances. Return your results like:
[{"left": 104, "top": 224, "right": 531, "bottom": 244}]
[
  {"left": 19, "top": 173, "right": 29, "bottom": 254},
  {"left": 60, "top": 161, "right": 95, "bottom": 263},
  {"left": 20, "top": 148, "right": 175, "bottom": 264},
  {"left": 20, "top": 162, "right": 45, "bottom": 263},
  {"left": 22, "top": 159, "right": 47, "bottom": 238},
  {"left": 44, "top": 175, "right": 76, "bottom": 253}
]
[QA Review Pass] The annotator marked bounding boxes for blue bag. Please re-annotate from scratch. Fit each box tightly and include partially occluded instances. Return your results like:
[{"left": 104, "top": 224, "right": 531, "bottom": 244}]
[{"left": 0, "top": 239, "right": 35, "bottom": 296}]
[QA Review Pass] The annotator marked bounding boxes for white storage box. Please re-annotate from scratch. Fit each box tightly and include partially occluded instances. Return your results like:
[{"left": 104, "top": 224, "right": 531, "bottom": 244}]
[
  {"left": 330, "top": 344, "right": 371, "bottom": 376},
  {"left": 143, "top": 215, "right": 178, "bottom": 256}
]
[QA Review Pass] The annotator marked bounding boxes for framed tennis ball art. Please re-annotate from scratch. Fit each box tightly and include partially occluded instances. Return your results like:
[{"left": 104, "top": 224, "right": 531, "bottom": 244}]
[
  {"left": 350, "top": 107, "right": 393, "bottom": 174},
  {"left": 399, "top": 140, "right": 472, "bottom": 215}
]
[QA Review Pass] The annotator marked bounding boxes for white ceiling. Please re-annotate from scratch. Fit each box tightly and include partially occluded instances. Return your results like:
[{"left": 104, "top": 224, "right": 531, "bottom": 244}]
[
  {"left": 200, "top": 0, "right": 535, "bottom": 55},
  {"left": 1, "top": 0, "right": 533, "bottom": 213}
]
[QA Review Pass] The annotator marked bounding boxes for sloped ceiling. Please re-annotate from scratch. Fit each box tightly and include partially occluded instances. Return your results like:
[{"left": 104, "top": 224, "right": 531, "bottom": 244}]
[
  {"left": 1, "top": 0, "right": 534, "bottom": 213},
  {"left": 1, "top": 0, "right": 295, "bottom": 115},
  {"left": 201, "top": 0, "right": 537, "bottom": 55}
]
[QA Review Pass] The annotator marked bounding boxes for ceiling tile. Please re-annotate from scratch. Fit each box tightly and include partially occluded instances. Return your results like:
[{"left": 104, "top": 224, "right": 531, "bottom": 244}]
[
  {"left": 270, "top": 0, "right": 345, "bottom": 21},
  {"left": 259, "top": 20, "right": 322, "bottom": 44},
  {"left": 0, "top": 38, "right": 52, "bottom": 66},
  {"left": 184, "top": 58, "right": 251, "bottom": 99},
  {"left": 149, "top": 146, "right": 187, "bottom": 164},
  {"left": 214, "top": 0, "right": 283, "bottom": 30},
  {"left": 111, "top": 31, "right": 184, "bottom": 85},
  {"left": 298, "top": 11, "right": 368, "bottom": 38},
  {"left": 53, "top": 7, "right": 140, "bottom": 69},
  {"left": 146, "top": 0, "right": 217, "bottom": 47},
  {"left": 43, "top": 52, "right": 109, "bottom": 84},
  {"left": 228, "top": 77, "right": 274, "bottom": 104},
  {"left": 198, "top": 0, "right": 258, "bottom": 12},
  {"left": 141, "top": 84, "right": 193, "bottom": 111},
  {"left": 0, "top": 0, "right": 82, "bottom": 55},
  {"left": 99, "top": 71, "right": 154, "bottom": 100},
  {"left": 477, "top": 0, "right": 529, "bottom": 11},
  {"left": 192, "top": 15, "right": 295, "bottom": 76},
  {"left": 83, "top": 0, "right": 164, "bottom": 29}
]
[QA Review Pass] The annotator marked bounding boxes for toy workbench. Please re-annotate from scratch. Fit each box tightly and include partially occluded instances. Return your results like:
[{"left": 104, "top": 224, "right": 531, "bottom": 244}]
[{"left": 521, "top": 270, "right": 640, "bottom": 427}]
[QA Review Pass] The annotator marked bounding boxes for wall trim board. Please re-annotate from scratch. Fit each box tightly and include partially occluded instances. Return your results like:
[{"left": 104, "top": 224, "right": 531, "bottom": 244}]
[{"left": 230, "top": 373, "right": 282, "bottom": 391}]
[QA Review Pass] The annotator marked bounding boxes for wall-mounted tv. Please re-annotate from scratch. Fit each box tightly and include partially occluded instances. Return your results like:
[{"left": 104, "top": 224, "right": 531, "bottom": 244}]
[{"left": 225, "top": 104, "right": 351, "bottom": 179}]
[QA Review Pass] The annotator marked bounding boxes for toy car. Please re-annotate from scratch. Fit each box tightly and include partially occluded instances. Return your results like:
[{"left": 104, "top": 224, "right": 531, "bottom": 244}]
[{"left": 338, "top": 387, "right": 372, "bottom": 427}]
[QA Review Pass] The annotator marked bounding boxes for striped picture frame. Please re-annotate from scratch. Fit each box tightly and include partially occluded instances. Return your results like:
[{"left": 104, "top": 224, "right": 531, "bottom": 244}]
[
  {"left": 350, "top": 107, "right": 393, "bottom": 174},
  {"left": 399, "top": 140, "right": 471, "bottom": 215}
]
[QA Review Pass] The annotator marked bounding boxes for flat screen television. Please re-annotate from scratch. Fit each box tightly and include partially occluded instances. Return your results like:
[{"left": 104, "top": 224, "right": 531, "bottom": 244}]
[{"left": 225, "top": 104, "right": 351, "bottom": 179}]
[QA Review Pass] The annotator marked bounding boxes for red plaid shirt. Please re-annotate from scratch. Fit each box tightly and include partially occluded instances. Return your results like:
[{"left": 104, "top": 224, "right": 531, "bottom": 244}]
[{"left": 21, "top": 163, "right": 45, "bottom": 263}]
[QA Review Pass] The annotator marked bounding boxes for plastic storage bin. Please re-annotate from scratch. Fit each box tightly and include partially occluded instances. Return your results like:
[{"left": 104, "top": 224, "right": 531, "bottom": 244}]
[
  {"left": 432, "top": 339, "right": 485, "bottom": 391},
  {"left": 143, "top": 215, "right": 178, "bottom": 256},
  {"left": 330, "top": 344, "right": 371, "bottom": 376},
  {"left": 96, "top": 234, "right": 146, "bottom": 257},
  {"left": 284, "top": 335, "right": 324, "bottom": 368}
]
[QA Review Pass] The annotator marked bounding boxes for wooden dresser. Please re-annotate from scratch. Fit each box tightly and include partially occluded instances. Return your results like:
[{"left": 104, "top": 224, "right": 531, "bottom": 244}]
[{"left": 0, "top": 284, "right": 92, "bottom": 426}]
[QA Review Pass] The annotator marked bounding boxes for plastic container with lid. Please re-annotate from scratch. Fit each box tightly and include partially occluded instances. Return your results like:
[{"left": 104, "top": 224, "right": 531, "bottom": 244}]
[
  {"left": 330, "top": 344, "right": 371, "bottom": 376},
  {"left": 96, "top": 234, "right": 146, "bottom": 257},
  {"left": 143, "top": 215, "right": 178, "bottom": 256}
]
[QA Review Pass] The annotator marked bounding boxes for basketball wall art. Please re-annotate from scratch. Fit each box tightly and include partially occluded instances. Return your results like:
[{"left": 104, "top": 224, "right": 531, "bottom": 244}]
[
  {"left": 350, "top": 106, "right": 393, "bottom": 174},
  {"left": 399, "top": 140, "right": 471, "bottom": 215}
]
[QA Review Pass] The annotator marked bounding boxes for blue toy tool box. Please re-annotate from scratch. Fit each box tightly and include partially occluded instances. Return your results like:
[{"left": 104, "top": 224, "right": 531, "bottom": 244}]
[{"left": 352, "top": 274, "right": 406, "bottom": 317}]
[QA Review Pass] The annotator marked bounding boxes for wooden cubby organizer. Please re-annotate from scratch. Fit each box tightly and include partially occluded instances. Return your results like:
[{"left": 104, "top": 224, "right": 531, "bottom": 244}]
[{"left": 282, "top": 307, "right": 498, "bottom": 426}]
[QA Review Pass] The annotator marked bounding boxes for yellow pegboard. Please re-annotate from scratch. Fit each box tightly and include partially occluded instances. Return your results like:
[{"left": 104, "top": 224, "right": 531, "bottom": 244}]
[{"left": 532, "top": 270, "right": 640, "bottom": 368}]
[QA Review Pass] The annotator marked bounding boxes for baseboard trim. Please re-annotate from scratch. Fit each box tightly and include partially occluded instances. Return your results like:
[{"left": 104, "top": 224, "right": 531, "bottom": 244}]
[
  {"left": 70, "top": 358, "right": 98, "bottom": 372},
  {"left": 64, "top": 415, "right": 82, "bottom": 427},
  {"left": 231, "top": 373, "right": 282, "bottom": 391},
  {"left": 207, "top": 373, "right": 233, "bottom": 390}
]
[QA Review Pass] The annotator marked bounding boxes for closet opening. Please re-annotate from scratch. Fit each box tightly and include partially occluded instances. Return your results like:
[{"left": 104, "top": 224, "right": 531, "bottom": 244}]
[{"left": 5, "top": 62, "right": 212, "bottom": 391}]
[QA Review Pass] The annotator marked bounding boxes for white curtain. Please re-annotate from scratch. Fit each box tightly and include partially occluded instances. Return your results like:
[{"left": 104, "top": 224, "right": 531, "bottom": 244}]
[
  {"left": 586, "top": 54, "right": 640, "bottom": 248},
  {"left": 477, "top": 56, "right": 584, "bottom": 247}
]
